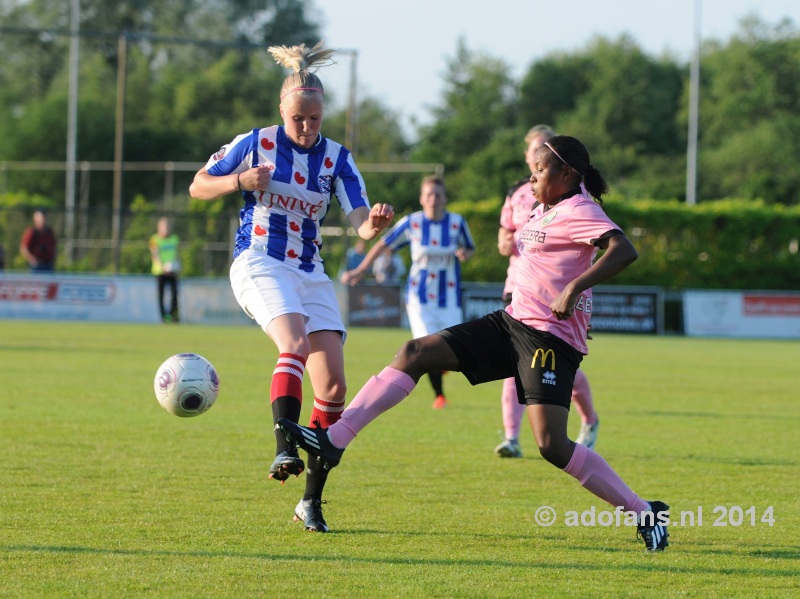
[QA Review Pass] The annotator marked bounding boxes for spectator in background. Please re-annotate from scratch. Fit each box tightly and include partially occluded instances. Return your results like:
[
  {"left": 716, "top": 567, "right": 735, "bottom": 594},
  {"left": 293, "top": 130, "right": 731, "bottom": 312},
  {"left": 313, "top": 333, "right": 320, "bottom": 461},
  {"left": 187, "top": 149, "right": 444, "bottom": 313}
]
[
  {"left": 150, "top": 217, "right": 181, "bottom": 323},
  {"left": 20, "top": 209, "right": 57, "bottom": 272},
  {"left": 344, "top": 239, "right": 367, "bottom": 271},
  {"left": 371, "top": 250, "right": 406, "bottom": 285}
]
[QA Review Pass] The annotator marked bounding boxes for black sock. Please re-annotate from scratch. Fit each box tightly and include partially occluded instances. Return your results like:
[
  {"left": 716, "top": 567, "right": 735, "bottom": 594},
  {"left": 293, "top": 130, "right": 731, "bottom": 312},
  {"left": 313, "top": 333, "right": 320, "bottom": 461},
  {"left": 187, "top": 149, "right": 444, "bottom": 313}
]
[
  {"left": 303, "top": 455, "right": 329, "bottom": 500},
  {"left": 428, "top": 371, "right": 444, "bottom": 396},
  {"left": 272, "top": 397, "right": 302, "bottom": 454}
]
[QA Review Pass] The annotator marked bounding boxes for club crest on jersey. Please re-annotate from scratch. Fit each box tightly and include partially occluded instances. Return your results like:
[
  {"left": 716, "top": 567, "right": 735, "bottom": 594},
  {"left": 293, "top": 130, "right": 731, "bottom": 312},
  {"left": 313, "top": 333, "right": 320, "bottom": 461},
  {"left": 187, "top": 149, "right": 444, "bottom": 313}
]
[
  {"left": 318, "top": 175, "right": 333, "bottom": 194},
  {"left": 542, "top": 211, "right": 557, "bottom": 227},
  {"left": 212, "top": 146, "right": 227, "bottom": 161}
]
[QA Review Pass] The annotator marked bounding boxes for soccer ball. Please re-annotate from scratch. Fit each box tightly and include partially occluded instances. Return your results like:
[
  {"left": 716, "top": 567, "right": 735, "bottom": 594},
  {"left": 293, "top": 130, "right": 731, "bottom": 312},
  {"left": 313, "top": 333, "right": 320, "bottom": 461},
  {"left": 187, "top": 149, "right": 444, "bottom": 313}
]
[{"left": 154, "top": 353, "right": 219, "bottom": 417}]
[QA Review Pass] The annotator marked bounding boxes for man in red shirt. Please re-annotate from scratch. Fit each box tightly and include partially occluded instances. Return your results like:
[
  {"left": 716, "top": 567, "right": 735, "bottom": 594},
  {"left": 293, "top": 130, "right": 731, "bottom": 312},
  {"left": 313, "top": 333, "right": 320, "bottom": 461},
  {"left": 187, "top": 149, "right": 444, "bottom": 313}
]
[{"left": 20, "top": 210, "right": 57, "bottom": 271}]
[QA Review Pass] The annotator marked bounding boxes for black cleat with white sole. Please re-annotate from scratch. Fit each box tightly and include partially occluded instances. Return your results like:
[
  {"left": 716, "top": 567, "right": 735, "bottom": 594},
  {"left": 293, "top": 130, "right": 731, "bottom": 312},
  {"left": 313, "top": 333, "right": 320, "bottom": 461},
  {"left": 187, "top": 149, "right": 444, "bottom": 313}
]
[
  {"left": 277, "top": 418, "right": 344, "bottom": 469},
  {"left": 637, "top": 500, "right": 670, "bottom": 551},
  {"left": 294, "top": 498, "right": 329, "bottom": 533}
]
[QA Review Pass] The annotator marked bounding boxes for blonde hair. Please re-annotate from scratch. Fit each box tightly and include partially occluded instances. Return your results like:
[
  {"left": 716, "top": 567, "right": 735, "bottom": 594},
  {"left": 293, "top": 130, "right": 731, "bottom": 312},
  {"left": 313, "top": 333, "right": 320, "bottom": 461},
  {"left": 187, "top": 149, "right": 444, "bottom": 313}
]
[
  {"left": 524, "top": 124, "right": 556, "bottom": 144},
  {"left": 268, "top": 41, "right": 336, "bottom": 100}
]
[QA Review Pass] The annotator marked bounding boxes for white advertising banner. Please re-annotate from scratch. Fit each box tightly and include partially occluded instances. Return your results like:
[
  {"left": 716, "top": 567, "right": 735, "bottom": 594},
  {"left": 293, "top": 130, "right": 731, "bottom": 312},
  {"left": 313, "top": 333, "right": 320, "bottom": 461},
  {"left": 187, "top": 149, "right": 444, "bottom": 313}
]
[
  {"left": 0, "top": 273, "right": 252, "bottom": 326},
  {"left": 0, "top": 272, "right": 160, "bottom": 322},
  {"left": 684, "top": 290, "right": 800, "bottom": 339},
  {"left": 180, "top": 279, "right": 252, "bottom": 326}
]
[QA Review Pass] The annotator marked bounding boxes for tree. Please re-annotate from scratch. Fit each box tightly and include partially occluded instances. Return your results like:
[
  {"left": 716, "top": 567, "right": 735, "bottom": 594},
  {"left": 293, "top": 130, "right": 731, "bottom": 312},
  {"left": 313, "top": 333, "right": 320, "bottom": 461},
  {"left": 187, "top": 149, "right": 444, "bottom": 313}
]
[
  {"left": 694, "top": 16, "right": 800, "bottom": 203},
  {"left": 412, "top": 39, "right": 518, "bottom": 199}
]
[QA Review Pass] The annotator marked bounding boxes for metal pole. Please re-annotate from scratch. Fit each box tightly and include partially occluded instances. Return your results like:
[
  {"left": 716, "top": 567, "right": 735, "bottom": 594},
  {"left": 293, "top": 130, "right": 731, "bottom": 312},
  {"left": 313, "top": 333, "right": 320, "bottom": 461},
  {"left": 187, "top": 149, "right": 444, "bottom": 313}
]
[
  {"left": 685, "top": 0, "right": 701, "bottom": 206},
  {"left": 64, "top": 0, "right": 80, "bottom": 264},
  {"left": 346, "top": 50, "right": 358, "bottom": 155},
  {"left": 111, "top": 33, "right": 128, "bottom": 273}
]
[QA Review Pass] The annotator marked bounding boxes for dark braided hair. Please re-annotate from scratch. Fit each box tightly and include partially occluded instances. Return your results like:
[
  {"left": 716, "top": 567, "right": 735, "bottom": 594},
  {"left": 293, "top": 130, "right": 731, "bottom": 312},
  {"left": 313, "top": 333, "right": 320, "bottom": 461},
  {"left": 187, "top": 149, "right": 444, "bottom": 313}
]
[{"left": 545, "top": 135, "right": 609, "bottom": 203}]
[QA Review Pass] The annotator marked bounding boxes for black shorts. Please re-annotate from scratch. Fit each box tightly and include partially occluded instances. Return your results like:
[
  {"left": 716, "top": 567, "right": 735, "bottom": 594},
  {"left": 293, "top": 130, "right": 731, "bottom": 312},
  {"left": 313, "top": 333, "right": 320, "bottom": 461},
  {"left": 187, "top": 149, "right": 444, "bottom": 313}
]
[{"left": 437, "top": 310, "right": 583, "bottom": 409}]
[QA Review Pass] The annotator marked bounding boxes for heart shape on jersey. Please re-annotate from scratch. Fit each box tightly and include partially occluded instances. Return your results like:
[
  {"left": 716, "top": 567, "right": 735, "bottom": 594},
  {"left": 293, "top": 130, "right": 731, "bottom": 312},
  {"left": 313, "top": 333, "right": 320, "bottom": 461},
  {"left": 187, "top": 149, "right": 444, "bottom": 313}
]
[
  {"left": 261, "top": 139, "right": 275, "bottom": 150},
  {"left": 324, "top": 157, "right": 334, "bottom": 169},
  {"left": 289, "top": 221, "right": 301, "bottom": 232},
  {"left": 254, "top": 225, "right": 267, "bottom": 236},
  {"left": 287, "top": 249, "right": 298, "bottom": 258},
  {"left": 294, "top": 172, "right": 306, "bottom": 184}
]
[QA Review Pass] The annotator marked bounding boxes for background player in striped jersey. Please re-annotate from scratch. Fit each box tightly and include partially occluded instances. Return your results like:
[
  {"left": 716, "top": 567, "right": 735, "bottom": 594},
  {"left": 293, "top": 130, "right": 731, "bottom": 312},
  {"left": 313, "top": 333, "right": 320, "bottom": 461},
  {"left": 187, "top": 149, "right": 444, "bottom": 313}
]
[
  {"left": 280, "top": 135, "right": 669, "bottom": 552},
  {"left": 495, "top": 126, "right": 600, "bottom": 458},
  {"left": 189, "top": 42, "right": 394, "bottom": 532},
  {"left": 341, "top": 175, "right": 474, "bottom": 409}
]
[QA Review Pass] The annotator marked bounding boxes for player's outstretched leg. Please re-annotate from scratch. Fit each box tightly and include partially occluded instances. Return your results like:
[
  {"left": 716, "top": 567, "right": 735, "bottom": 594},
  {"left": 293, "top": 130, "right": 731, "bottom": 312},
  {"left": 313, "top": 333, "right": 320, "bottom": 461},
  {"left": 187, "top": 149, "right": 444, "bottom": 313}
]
[{"left": 278, "top": 419, "right": 345, "bottom": 469}]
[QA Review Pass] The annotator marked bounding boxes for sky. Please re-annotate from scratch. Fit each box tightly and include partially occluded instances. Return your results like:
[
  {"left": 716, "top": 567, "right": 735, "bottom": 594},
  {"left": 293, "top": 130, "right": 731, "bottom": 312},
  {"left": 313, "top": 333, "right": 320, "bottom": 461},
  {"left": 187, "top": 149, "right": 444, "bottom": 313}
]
[{"left": 315, "top": 0, "right": 799, "bottom": 138}]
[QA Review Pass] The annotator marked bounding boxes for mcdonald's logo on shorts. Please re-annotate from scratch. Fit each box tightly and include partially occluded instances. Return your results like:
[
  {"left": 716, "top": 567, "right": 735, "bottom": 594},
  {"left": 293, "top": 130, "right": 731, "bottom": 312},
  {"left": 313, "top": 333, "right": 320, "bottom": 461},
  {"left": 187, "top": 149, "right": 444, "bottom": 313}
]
[{"left": 531, "top": 348, "right": 556, "bottom": 370}]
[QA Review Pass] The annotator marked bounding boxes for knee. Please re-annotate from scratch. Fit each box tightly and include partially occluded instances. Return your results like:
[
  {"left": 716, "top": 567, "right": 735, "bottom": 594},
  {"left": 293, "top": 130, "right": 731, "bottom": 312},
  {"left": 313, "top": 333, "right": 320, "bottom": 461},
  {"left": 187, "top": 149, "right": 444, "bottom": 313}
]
[
  {"left": 537, "top": 438, "right": 574, "bottom": 469},
  {"left": 322, "top": 377, "right": 347, "bottom": 403}
]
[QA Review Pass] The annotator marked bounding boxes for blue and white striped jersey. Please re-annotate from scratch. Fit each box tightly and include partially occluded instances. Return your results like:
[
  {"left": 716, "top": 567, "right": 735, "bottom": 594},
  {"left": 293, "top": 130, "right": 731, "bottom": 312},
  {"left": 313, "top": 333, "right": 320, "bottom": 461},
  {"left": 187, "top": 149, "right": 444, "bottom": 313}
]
[
  {"left": 383, "top": 211, "right": 475, "bottom": 308},
  {"left": 204, "top": 125, "right": 369, "bottom": 273}
]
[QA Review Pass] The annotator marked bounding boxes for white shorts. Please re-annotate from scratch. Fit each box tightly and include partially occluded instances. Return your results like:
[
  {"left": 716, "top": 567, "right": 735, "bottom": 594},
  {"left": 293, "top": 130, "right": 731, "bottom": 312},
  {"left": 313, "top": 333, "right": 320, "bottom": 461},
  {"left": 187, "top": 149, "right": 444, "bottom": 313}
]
[
  {"left": 406, "top": 297, "right": 464, "bottom": 339},
  {"left": 230, "top": 249, "right": 346, "bottom": 341}
]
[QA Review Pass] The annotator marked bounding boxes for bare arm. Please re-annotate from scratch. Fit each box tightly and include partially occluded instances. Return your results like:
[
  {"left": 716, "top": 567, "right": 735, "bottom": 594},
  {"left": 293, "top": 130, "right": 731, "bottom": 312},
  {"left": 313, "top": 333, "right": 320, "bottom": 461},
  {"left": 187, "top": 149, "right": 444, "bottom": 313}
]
[
  {"left": 497, "top": 226, "right": 515, "bottom": 257},
  {"left": 346, "top": 204, "right": 395, "bottom": 242},
  {"left": 341, "top": 238, "right": 389, "bottom": 285},
  {"left": 19, "top": 233, "right": 35, "bottom": 266},
  {"left": 550, "top": 232, "right": 638, "bottom": 320},
  {"left": 189, "top": 165, "right": 274, "bottom": 201},
  {"left": 455, "top": 247, "right": 474, "bottom": 262}
]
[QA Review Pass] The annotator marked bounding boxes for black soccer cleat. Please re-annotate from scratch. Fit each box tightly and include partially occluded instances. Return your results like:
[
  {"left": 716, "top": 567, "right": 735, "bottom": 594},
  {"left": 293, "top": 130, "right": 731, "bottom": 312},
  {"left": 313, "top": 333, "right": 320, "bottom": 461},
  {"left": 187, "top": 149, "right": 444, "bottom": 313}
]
[
  {"left": 637, "top": 500, "right": 670, "bottom": 551},
  {"left": 268, "top": 448, "right": 305, "bottom": 484},
  {"left": 294, "top": 498, "right": 329, "bottom": 533},
  {"left": 277, "top": 418, "right": 344, "bottom": 469}
]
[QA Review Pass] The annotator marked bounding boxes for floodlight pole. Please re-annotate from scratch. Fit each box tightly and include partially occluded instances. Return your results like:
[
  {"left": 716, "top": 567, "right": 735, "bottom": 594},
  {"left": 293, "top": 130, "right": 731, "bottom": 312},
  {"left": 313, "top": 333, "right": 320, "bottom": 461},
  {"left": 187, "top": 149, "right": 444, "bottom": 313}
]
[
  {"left": 685, "top": 0, "right": 701, "bottom": 206},
  {"left": 111, "top": 32, "right": 128, "bottom": 273},
  {"left": 64, "top": 0, "right": 80, "bottom": 264},
  {"left": 338, "top": 49, "right": 359, "bottom": 156}
]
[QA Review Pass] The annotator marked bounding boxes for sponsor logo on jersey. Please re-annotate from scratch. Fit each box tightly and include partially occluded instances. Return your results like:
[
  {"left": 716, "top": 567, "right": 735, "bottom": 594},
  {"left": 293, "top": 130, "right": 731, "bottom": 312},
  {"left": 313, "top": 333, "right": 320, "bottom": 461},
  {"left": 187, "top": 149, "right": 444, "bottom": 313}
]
[{"left": 531, "top": 348, "right": 556, "bottom": 370}]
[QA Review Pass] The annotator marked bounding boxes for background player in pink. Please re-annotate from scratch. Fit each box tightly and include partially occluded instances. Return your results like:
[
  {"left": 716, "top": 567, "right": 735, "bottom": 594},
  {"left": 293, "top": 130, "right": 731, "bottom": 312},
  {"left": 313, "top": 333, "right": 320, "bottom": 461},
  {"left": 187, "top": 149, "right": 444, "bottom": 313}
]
[
  {"left": 495, "top": 126, "right": 599, "bottom": 458},
  {"left": 280, "top": 135, "right": 669, "bottom": 552},
  {"left": 189, "top": 42, "right": 394, "bottom": 532},
  {"left": 341, "top": 175, "right": 474, "bottom": 409}
]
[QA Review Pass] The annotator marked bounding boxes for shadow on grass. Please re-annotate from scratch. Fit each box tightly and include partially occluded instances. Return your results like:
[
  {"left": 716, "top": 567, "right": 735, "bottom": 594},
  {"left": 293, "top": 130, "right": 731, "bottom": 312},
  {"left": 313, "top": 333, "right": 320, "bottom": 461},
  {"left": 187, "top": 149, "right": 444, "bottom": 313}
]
[
  {"left": 3, "top": 544, "right": 798, "bottom": 577},
  {"left": 640, "top": 410, "right": 787, "bottom": 421}
]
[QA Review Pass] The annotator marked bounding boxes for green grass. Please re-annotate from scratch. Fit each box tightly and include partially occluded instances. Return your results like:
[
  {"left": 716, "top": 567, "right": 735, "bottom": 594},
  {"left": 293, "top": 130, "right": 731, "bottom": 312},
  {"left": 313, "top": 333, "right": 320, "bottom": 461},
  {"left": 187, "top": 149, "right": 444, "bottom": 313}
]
[{"left": 1, "top": 320, "right": 799, "bottom": 598}]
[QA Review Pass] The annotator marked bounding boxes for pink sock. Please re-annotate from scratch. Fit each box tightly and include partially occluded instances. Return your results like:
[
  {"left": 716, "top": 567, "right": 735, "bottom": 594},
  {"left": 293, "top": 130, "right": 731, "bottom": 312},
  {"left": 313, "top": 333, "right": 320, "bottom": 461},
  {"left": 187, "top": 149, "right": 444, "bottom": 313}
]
[
  {"left": 501, "top": 377, "right": 526, "bottom": 439},
  {"left": 328, "top": 367, "right": 416, "bottom": 448},
  {"left": 563, "top": 443, "right": 650, "bottom": 513},
  {"left": 570, "top": 369, "right": 597, "bottom": 425}
]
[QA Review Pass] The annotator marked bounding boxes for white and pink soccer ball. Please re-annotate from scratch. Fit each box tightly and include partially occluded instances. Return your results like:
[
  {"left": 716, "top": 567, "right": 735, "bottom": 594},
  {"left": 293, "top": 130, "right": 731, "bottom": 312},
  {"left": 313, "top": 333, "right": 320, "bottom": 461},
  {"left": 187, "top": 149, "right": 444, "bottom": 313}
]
[{"left": 154, "top": 353, "right": 219, "bottom": 417}]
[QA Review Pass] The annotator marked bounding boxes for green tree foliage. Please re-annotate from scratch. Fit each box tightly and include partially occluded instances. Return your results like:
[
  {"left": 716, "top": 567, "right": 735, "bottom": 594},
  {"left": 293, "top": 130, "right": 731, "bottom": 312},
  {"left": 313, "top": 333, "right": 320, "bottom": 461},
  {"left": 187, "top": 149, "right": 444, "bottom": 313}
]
[
  {"left": 695, "top": 17, "right": 800, "bottom": 204},
  {"left": 413, "top": 40, "right": 518, "bottom": 200}
]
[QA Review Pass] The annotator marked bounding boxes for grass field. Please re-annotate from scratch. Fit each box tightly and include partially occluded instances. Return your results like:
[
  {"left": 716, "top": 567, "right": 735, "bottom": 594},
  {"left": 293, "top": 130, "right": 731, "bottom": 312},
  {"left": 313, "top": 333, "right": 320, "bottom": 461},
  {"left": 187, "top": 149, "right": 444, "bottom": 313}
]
[{"left": 1, "top": 320, "right": 799, "bottom": 597}]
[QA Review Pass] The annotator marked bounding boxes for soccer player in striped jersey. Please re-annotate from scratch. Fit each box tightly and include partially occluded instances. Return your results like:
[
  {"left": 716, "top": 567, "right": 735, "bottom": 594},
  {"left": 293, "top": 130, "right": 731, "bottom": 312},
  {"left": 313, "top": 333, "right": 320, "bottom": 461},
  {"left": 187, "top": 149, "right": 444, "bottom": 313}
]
[
  {"left": 280, "top": 136, "right": 669, "bottom": 551},
  {"left": 189, "top": 42, "right": 394, "bottom": 532},
  {"left": 495, "top": 126, "right": 600, "bottom": 458},
  {"left": 341, "top": 175, "right": 475, "bottom": 408}
]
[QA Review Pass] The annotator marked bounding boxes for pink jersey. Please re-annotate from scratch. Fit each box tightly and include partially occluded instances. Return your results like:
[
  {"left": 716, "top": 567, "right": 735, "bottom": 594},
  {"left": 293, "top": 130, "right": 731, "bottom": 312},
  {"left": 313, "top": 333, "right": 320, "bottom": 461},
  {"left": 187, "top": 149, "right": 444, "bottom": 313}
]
[
  {"left": 499, "top": 179, "right": 536, "bottom": 296},
  {"left": 506, "top": 191, "right": 622, "bottom": 354}
]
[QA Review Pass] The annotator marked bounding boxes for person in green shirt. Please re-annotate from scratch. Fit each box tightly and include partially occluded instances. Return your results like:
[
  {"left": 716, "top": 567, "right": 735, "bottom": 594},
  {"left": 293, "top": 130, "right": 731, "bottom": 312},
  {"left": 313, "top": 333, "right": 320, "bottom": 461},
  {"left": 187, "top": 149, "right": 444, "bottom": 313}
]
[{"left": 150, "top": 217, "right": 180, "bottom": 323}]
